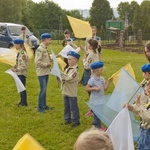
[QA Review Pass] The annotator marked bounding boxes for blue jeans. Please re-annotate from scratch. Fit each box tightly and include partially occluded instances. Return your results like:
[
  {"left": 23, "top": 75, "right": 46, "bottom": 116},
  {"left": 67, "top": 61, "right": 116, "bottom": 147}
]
[
  {"left": 92, "top": 113, "right": 101, "bottom": 128},
  {"left": 63, "top": 95, "right": 80, "bottom": 124},
  {"left": 38, "top": 75, "right": 49, "bottom": 112},
  {"left": 82, "top": 69, "right": 91, "bottom": 86},
  {"left": 18, "top": 75, "right": 27, "bottom": 105},
  {"left": 138, "top": 128, "right": 150, "bottom": 150}
]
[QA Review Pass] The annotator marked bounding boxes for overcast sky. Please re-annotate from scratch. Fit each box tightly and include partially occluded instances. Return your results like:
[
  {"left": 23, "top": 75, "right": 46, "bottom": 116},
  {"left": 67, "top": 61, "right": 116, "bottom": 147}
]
[{"left": 32, "top": 0, "right": 143, "bottom": 9}]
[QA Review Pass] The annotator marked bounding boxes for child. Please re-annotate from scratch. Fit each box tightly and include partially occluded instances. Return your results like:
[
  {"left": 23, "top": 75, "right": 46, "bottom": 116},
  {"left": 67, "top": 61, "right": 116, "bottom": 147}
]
[
  {"left": 61, "top": 51, "right": 80, "bottom": 127},
  {"left": 85, "top": 61, "right": 112, "bottom": 129},
  {"left": 12, "top": 39, "right": 28, "bottom": 106},
  {"left": 35, "top": 33, "right": 52, "bottom": 113},
  {"left": 144, "top": 41, "right": 150, "bottom": 62},
  {"left": 124, "top": 65, "right": 150, "bottom": 150},
  {"left": 81, "top": 39, "right": 100, "bottom": 86},
  {"left": 57, "top": 29, "right": 77, "bottom": 70},
  {"left": 74, "top": 128, "right": 114, "bottom": 150}
]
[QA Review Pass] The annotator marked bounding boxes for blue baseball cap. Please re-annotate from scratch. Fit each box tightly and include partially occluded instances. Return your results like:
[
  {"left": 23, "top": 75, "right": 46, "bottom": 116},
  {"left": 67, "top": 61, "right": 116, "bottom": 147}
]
[
  {"left": 13, "top": 39, "right": 24, "bottom": 44},
  {"left": 67, "top": 51, "right": 80, "bottom": 60},
  {"left": 91, "top": 61, "right": 104, "bottom": 69},
  {"left": 141, "top": 64, "right": 150, "bottom": 72},
  {"left": 41, "top": 33, "right": 51, "bottom": 40}
]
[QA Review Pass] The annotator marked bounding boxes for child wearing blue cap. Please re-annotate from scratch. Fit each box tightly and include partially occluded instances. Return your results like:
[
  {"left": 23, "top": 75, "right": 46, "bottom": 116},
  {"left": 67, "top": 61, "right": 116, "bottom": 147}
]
[
  {"left": 61, "top": 51, "right": 80, "bottom": 127},
  {"left": 35, "top": 33, "right": 53, "bottom": 113},
  {"left": 12, "top": 39, "right": 28, "bottom": 106},
  {"left": 86, "top": 61, "right": 112, "bottom": 129}
]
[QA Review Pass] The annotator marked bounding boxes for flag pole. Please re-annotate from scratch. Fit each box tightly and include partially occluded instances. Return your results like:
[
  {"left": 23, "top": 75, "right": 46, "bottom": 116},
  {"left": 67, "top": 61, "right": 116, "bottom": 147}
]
[{"left": 128, "top": 79, "right": 146, "bottom": 103}]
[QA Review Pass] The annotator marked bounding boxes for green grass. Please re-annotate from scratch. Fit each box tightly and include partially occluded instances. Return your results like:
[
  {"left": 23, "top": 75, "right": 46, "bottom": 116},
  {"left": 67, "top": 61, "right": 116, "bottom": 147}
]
[{"left": 0, "top": 41, "right": 147, "bottom": 150}]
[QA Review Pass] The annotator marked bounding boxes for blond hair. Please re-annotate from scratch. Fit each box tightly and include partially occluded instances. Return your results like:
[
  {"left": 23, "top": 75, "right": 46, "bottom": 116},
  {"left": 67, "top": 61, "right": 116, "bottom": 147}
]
[{"left": 74, "top": 128, "right": 114, "bottom": 150}]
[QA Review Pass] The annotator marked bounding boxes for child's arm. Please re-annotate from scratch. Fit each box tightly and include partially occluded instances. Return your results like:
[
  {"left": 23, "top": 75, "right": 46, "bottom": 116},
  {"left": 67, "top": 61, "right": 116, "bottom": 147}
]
[
  {"left": 85, "top": 84, "right": 101, "bottom": 92},
  {"left": 104, "top": 77, "right": 113, "bottom": 91}
]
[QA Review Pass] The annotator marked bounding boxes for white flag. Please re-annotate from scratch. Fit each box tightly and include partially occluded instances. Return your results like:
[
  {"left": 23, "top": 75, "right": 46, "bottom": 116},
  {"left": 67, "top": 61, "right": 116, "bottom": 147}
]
[
  {"left": 5, "top": 69, "right": 26, "bottom": 93},
  {"left": 59, "top": 45, "right": 80, "bottom": 58},
  {"left": 106, "top": 107, "right": 134, "bottom": 150}
]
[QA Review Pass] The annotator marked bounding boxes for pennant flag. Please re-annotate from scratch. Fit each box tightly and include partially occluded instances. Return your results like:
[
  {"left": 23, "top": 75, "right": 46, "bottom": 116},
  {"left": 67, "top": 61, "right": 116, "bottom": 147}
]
[
  {"left": 87, "top": 69, "right": 143, "bottom": 141},
  {"left": 111, "top": 63, "right": 135, "bottom": 86},
  {"left": 5, "top": 69, "right": 26, "bottom": 93},
  {"left": 59, "top": 45, "right": 80, "bottom": 58},
  {"left": 56, "top": 57, "right": 66, "bottom": 71},
  {"left": 67, "top": 15, "right": 92, "bottom": 38},
  {"left": 0, "top": 48, "right": 16, "bottom": 66},
  {"left": 13, "top": 133, "right": 45, "bottom": 150},
  {"left": 106, "top": 107, "right": 134, "bottom": 150},
  {"left": 50, "top": 50, "right": 62, "bottom": 90}
]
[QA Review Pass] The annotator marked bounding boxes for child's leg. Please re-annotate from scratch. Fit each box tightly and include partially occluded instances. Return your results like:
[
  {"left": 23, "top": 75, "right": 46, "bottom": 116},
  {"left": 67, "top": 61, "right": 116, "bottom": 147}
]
[
  {"left": 92, "top": 113, "right": 101, "bottom": 128},
  {"left": 64, "top": 95, "right": 71, "bottom": 123},
  {"left": 137, "top": 128, "right": 150, "bottom": 150},
  {"left": 69, "top": 97, "right": 80, "bottom": 125}
]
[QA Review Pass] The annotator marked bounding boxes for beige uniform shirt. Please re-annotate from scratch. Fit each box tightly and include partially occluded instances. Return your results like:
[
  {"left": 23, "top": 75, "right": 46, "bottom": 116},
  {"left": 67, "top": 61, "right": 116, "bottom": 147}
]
[
  {"left": 66, "top": 38, "right": 77, "bottom": 49},
  {"left": 34, "top": 43, "right": 51, "bottom": 76},
  {"left": 133, "top": 104, "right": 150, "bottom": 129},
  {"left": 16, "top": 50, "right": 28, "bottom": 77},
  {"left": 61, "top": 65, "right": 79, "bottom": 97},
  {"left": 83, "top": 50, "right": 99, "bottom": 69}
]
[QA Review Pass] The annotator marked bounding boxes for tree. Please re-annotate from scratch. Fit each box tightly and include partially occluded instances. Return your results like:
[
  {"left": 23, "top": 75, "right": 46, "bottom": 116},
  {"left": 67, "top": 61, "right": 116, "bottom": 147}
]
[{"left": 90, "top": 0, "right": 113, "bottom": 30}]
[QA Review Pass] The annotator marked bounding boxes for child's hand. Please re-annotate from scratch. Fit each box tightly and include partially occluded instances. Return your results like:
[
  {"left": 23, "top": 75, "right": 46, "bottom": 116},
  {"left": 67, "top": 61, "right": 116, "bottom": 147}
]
[
  {"left": 123, "top": 103, "right": 134, "bottom": 111},
  {"left": 80, "top": 45, "right": 85, "bottom": 51},
  {"left": 94, "top": 87, "right": 101, "bottom": 91},
  {"left": 11, "top": 68, "right": 17, "bottom": 72},
  {"left": 108, "top": 77, "right": 113, "bottom": 83},
  {"left": 135, "top": 95, "right": 141, "bottom": 107}
]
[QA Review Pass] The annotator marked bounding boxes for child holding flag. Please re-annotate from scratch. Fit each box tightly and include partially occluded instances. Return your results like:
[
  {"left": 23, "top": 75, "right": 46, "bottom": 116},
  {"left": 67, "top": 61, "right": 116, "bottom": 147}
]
[
  {"left": 61, "top": 51, "right": 80, "bottom": 128},
  {"left": 86, "top": 61, "right": 112, "bottom": 129},
  {"left": 125, "top": 64, "right": 150, "bottom": 150},
  {"left": 12, "top": 39, "right": 28, "bottom": 106}
]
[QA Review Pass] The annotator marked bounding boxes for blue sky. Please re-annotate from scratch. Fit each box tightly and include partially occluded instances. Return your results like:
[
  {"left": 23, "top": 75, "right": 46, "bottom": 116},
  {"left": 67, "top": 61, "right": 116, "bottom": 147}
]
[{"left": 33, "top": 0, "right": 143, "bottom": 9}]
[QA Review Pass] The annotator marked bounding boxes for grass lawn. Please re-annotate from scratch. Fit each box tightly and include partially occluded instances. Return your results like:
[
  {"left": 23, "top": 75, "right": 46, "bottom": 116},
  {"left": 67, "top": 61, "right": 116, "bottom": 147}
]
[{"left": 0, "top": 41, "right": 147, "bottom": 150}]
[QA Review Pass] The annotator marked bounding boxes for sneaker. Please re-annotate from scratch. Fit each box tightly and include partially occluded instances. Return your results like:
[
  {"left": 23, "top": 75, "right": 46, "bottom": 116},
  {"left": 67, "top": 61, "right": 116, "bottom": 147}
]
[
  {"left": 17, "top": 102, "right": 28, "bottom": 107},
  {"left": 71, "top": 123, "right": 80, "bottom": 128},
  {"left": 64, "top": 121, "right": 72, "bottom": 125},
  {"left": 44, "top": 106, "right": 54, "bottom": 110},
  {"left": 85, "top": 110, "right": 93, "bottom": 116}
]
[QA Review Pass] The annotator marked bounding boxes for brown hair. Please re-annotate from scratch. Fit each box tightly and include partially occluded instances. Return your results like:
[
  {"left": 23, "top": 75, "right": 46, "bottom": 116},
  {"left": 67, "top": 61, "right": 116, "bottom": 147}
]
[
  {"left": 21, "top": 26, "right": 26, "bottom": 30},
  {"left": 144, "top": 41, "right": 150, "bottom": 62},
  {"left": 74, "top": 128, "right": 114, "bottom": 150},
  {"left": 91, "top": 26, "right": 97, "bottom": 31},
  {"left": 89, "top": 39, "right": 98, "bottom": 52},
  {"left": 64, "top": 29, "right": 70, "bottom": 34}
]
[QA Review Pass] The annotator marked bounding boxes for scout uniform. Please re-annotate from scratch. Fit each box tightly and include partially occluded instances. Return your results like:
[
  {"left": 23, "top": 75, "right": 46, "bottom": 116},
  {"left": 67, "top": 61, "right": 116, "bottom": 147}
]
[
  {"left": 34, "top": 33, "right": 52, "bottom": 113},
  {"left": 61, "top": 51, "right": 80, "bottom": 127},
  {"left": 82, "top": 50, "right": 99, "bottom": 86},
  {"left": 13, "top": 39, "right": 28, "bottom": 106},
  {"left": 132, "top": 64, "right": 150, "bottom": 150},
  {"left": 87, "top": 61, "right": 104, "bottom": 128}
]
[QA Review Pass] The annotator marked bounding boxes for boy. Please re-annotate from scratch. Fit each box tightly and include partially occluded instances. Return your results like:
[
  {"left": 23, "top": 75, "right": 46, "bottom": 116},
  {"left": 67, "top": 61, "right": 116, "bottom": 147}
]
[
  {"left": 74, "top": 128, "right": 114, "bottom": 150},
  {"left": 61, "top": 51, "right": 80, "bottom": 127},
  {"left": 86, "top": 61, "right": 112, "bottom": 129},
  {"left": 35, "top": 33, "right": 52, "bottom": 113}
]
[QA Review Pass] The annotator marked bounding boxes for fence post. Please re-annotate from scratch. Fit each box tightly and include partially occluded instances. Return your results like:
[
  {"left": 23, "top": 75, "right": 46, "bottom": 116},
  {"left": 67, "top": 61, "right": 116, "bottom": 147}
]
[
  {"left": 137, "top": 29, "right": 142, "bottom": 45},
  {"left": 119, "top": 30, "right": 125, "bottom": 48}
]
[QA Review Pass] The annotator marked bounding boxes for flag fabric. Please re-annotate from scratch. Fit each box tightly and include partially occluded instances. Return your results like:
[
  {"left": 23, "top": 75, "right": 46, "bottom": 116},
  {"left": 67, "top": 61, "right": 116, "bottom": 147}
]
[
  {"left": 5, "top": 69, "right": 26, "bottom": 93},
  {"left": 0, "top": 48, "right": 16, "bottom": 66},
  {"left": 111, "top": 63, "right": 135, "bottom": 86},
  {"left": 13, "top": 133, "right": 45, "bottom": 150},
  {"left": 106, "top": 107, "right": 134, "bottom": 150},
  {"left": 56, "top": 57, "right": 66, "bottom": 71},
  {"left": 67, "top": 15, "right": 92, "bottom": 38},
  {"left": 59, "top": 45, "right": 80, "bottom": 58},
  {"left": 87, "top": 69, "right": 143, "bottom": 141},
  {"left": 50, "top": 50, "right": 62, "bottom": 90}
]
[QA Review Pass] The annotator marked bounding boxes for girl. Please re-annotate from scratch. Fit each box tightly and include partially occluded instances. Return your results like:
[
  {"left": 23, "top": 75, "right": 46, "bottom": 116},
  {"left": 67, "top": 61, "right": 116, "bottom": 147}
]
[
  {"left": 81, "top": 39, "right": 99, "bottom": 86},
  {"left": 12, "top": 39, "right": 28, "bottom": 106}
]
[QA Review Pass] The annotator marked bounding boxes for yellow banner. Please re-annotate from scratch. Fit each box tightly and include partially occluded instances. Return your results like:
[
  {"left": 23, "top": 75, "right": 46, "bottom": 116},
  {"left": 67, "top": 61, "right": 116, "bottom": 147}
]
[
  {"left": 111, "top": 63, "right": 135, "bottom": 86},
  {"left": 67, "top": 15, "right": 92, "bottom": 38}
]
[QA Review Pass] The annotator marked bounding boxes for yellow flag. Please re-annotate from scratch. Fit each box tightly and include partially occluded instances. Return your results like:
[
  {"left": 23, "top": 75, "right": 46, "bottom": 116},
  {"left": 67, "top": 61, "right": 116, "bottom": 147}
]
[
  {"left": 111, "top": 63, "right": 135, "bottom": 86},
  {"left": 0, "top": 48, "right": 16, "bottom": 66},
  {"left": 13, "top": 133, "right": 45, "bottom": 150},
  {"left": 67, "top": 15, "right": 92, "bottom": 38},
  {"left": 56, "top": 57, "right": 66, "bottom": 71}
]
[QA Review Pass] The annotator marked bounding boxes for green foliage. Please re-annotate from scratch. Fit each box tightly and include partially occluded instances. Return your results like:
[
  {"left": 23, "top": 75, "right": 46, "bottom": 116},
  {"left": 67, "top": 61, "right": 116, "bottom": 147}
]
[
  {"left": 0, "top": 41, "right": 146, "bottom": 149},
  {"left": 90, "top": 0, "right": 113, "bottom": 30}
]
